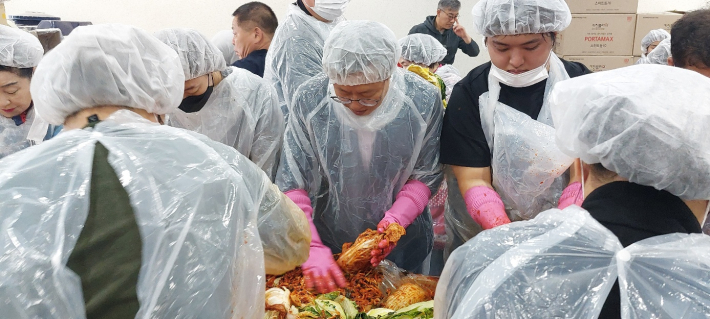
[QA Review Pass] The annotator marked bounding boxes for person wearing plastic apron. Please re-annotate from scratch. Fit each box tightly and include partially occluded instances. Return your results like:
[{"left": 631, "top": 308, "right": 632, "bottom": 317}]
[
  {"left": 549, "top": 64, "right": 710, "bottom": 319},
  {"left": 0, "top": 24, "right": 310, "bottom": 319},
  {"left": 439, "top": 0, "right": 591, "bottom": 257},
  {"left": 155, "top": 28, "right": 284, "bottom": 180},
  {"left": 277, "top": 21, "right": 444, "bottom": 294},
  {"left": 264, "top": 0, "right": 350, "bottom": 120},
  {"left": 0, "top": 25, "right": 61, "bottom": 159}
]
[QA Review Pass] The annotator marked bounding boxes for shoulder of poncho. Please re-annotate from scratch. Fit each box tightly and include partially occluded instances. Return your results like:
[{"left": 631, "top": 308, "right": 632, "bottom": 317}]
[
  {"left": 401, "top": 71, "right": 440, "bottom": 112},
  {"left": 291, "top": 73, "right": 329, "bottom": 114}
]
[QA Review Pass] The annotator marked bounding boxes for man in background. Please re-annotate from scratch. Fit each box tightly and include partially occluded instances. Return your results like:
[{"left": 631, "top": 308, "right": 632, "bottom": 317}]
[
  {"left": 409, "top": 0, "right": 479, "bottom": 65},
  {"left": 232, "top": 1, "right": 278, "bottom": 77},
  {"left": 670, "top": 8, "right": 710, "bottom": 78}
]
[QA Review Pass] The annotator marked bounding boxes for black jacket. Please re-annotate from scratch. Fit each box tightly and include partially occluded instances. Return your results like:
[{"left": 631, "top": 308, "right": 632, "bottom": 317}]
[
  {"left": 233, "top": 49, "right": 268, "bottom": 77},
  {"left": 582, "top": 181, "right": 702, "bottom": 319},
  {"left": 409, "top": 16, "right": 480, "bottom": 65}
]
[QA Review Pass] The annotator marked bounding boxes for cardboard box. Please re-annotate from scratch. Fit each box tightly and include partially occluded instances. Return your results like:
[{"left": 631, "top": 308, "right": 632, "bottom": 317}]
[
  {"left": 566, "top": 0, "right": 638, "bottom": 14},
  {"left": 564, "top": 56, "right": 634, "bottom": 72},
  {"left": 0, "top": 4, "right": 8, "bottom": 26},
  {"left": 633, "top": 12, "right": 683, "bottom": 56},
  {"left": 555, "top": 14, "right": 637, "bottom": 56},
  {"left": 30, "top": 29, "right": 62, "bottom": 53}
]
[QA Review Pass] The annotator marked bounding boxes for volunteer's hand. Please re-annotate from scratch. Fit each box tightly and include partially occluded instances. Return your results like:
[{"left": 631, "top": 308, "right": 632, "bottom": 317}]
[
  {"left": 464, "top": 186, "right": 511, "bottom": 229},
  {"left": 558, "top": 182, "right": 584, "bottom": 209},
  {"left": 371, "top": 217, "right": 400, "bottom": 267},
  {"left": 453, "top": 18, "right": 472, "bottom": 44},
  {"left": 302, "top": 243, "right": 347, "bottom": 294}
]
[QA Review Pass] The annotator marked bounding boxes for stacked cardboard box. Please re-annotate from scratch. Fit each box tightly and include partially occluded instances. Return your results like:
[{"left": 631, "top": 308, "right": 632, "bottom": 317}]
[{"left": 555, "top": 0, "right": 639, "bottom": 72}]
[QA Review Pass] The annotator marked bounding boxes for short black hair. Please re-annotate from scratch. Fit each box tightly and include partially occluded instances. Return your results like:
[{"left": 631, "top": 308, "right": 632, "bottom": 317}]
[
  {"left": 0, "top": 65, "right": 33, "bottom": 79},
  {"left": 671, "top": 9, "right": 710, "bottom": 68},
  {"left": 232, "top": 2, "right": 278, "bottom": 36}
]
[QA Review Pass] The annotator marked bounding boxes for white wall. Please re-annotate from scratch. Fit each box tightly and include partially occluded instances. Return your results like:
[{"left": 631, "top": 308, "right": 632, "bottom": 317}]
[{"left": 5, "top": 0, "right": 709, "bottom": 74}]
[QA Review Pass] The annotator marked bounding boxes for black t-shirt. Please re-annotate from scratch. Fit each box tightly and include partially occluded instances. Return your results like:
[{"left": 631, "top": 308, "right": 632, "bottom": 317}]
[
  {"left": 581, "top": 181, "right": 701, "bottom": 319},
  {"left": 440, "top": 60, "right": 591, "bottom": 167}
]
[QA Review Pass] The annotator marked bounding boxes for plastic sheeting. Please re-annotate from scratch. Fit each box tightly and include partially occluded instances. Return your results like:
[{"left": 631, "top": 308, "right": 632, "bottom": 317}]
[
  {"left": 399, "top": 34, "right": 448, "bottom": 66},
  {"left": 0, "top": 111, "right": 310, "bottom": 319},
  {"left": 436, "top": 206, "right": 622, "bottom": 319},
  {"left": 0, "top": 108, "right": 34, "bottom": 159},
  {"left": 154, "top": 28, "right": 226, "bottom": 81},
  {"left": 0, "top": 24, "right": 44, "bottom": 68},
  {"left": 276, "top": 69, "right": 444, "bottom": 271},
  {"left": 641, "top": 38, "right": 672, "bottom": 65},
  {"left": 167, "top": 67, "right": 284, "bottom": 179},
  {"left": 617, "top": 233, "right": 710, "bottom": 319},
  {"left": 211, "top": 29, "right": 240, "bottom": 65},
  {"left": 481, "top": 53, "right": 573, "bottom": 220},
  {"left": 263, "top": 4, "right": 341, "bottom": 117},
  {"left": 640, "top": 29, "right": 670, "bottom": 57},
  {"left": 472, "top": 0, "right": 572, "bottom": 37},
  {"left": 31, "top": 24, "right": 185, "bottom": 126},
  {"left": 323, "top": 20, "right": 399, "bottom": 86},
  {"left": 435, "top": 64, "right": 462, "bottom": 102},
  {"left": 550, "top": 64, "right": 710, "bottom": 200}
]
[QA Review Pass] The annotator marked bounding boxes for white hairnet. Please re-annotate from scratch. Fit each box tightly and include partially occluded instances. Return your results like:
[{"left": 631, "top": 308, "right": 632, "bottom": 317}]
[
  {"left": 154, "top": 28, "right": 226, "bottom": 80},
  {"left": 640, "top": 29, "right": 670, "bottom": 56},
  {"left": 31, "top": 24, "right": 185, "bottom": 126},
  {"left": 551, "top": 65, "right": 710, "bottom": 200},
  {"left": 211, "top": 30, "right": 239, "bottom": 65},
  {"left": 322, "top": 20, "right": 400, "bottom": 86},
  {"left": 0, "top": 25, "right": 44, "bottom": 68},
  {"left": 472, "top": 0, "right": 572, "bottom": 37},
  {"left": 399, "top": 34, "right": 447, "bottom": 66},
  {"left": 643, "top": 38, "right": 672, "bottom": 65}
]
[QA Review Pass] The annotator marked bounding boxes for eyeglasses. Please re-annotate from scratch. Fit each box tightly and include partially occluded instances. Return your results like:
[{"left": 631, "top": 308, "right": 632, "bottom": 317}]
[
  {"left": 441, "top": 10, "right": 459, "bottom": 20},
  {"left": 330, "top": 96, "right": 380, "bottom": 107}
]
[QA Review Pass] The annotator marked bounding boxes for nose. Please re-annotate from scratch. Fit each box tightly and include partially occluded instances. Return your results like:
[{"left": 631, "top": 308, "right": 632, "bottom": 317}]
[{"left": 509, "top": 49, "right": 525, "bottom": 69}]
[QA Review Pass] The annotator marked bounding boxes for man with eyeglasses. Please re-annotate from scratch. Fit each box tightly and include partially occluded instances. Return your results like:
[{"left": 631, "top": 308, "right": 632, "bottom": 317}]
[
  {"left": 409, "top": 0, "right": 480, "bottom": 65},
  {"left": 277, "top": 20, "right": 444, "bottom": 293}
]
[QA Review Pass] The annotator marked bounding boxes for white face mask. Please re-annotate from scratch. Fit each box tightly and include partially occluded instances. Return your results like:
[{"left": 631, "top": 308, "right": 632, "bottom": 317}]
[
  {"left": 310, "top": 0, "right": 349, "bottom": 21},
  {"left": 489, "top": 52, "right": 551, "bottom": 88}
]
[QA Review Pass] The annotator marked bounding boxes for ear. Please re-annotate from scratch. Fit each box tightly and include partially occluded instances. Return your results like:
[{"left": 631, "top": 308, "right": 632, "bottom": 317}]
[
  {"left": 667, "top": 56, "right": 674, "bottom": 66},
  {"left": 253, "top": 27, "right": 263, "bottom": 43}
]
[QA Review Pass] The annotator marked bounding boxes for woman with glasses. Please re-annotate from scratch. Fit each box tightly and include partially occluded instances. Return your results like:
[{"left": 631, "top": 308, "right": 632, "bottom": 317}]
[{"left": 277, "top": 20, "right": 444, "bottom": 293}]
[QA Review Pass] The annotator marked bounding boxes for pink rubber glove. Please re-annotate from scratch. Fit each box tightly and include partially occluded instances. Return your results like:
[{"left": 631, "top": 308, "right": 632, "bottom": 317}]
[
  {"left": 558, "top": 182, "right": 584, "bottom": 209},
  {"left": 285, "top": 189, "right": 347, "bottom": 293},
  {"left": 372, "top": 180, "right": 431, "bottom": 266},
  {"left": 464, "top": 186, "right": 511, "bottom": 230}
]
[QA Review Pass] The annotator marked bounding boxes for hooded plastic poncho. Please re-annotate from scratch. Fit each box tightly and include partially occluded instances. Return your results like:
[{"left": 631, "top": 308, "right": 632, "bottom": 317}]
[
  {"left": 399, "top": 33, "right": 448, "bottom": 66},
  {"left": 276, "top": 22, "right": 443, "bottom": 271},
  {"left": 472, "top": 0, "right": 572, "bottom": 37},
  {"left": 0, "top": 24, "right": 310, "bottom": 319},
  {"left": 154, "top": 28, "right": 226, "bottom": 81},
  {"left": 640, "top": 28, "right": 670, "bottom": 57},
  {"left": 435, "top": 206, "right": 622, "bottom": 318},
  {"left": 211, "top": 29, "right": 240, "bottom": 65},
  {"left": 435, "top": 64, "right": 462, "bottom": 102},
  {"left": 0, "top": 25, "right": 49, "bottom": 158},
  {"left": 617, "top": 234, "right": 710, "bottom": 319},
  {"left": 156, "top": 28, "right": 284, "bottom": 179},
  {"left": 550, "top": 64, "right": 710, "bottom": 200},
  {"left": 638, "top": 38, "right": 671, "bottom": 65},
  {"left": 264, "top": 3, "right": 343, "bottom": 118}
]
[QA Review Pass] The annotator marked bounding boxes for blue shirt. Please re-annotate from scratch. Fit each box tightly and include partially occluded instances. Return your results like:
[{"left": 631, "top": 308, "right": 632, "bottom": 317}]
[{"left": 232, "top": 49, "right": 268, "bottom": 77}]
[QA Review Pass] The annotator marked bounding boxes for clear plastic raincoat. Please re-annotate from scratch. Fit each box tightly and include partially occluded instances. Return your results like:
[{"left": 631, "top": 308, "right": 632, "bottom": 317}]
[
  {"left": 276, "top": 69, "right": 444, "bottom": 271},
  {"left": 263, "top": 4, "right": 342, "bottom": 118},
  {"left": 436, "top": 206, "right": 622, "bottom": 318},
  {"left": 156, "top": 28, "right": 284, "bottom": 179}
]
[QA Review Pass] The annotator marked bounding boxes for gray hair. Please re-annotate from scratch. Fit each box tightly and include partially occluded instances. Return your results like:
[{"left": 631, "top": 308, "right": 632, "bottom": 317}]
[{"left": 438, "top": 0, "right": 461, "bottom": 11}]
